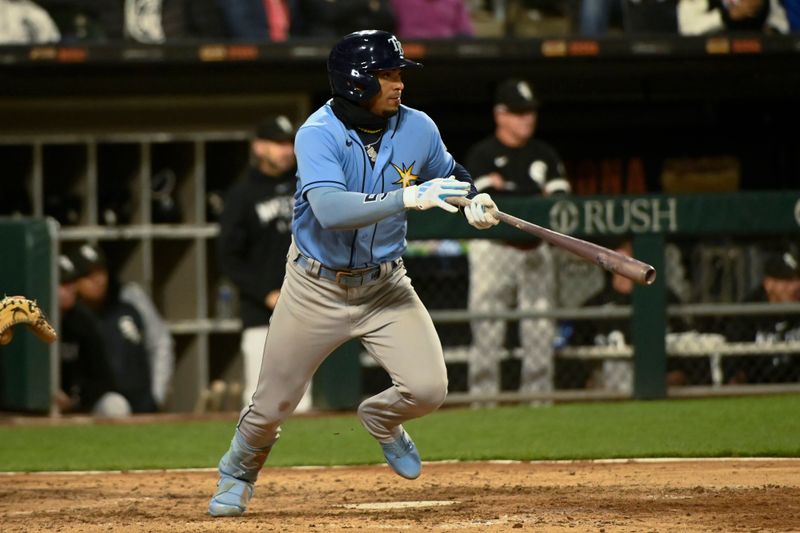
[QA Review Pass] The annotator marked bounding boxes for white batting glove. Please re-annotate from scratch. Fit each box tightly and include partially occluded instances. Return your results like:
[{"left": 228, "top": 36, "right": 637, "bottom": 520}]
[
  {"left": 402, "top": 176, "right": 470, "bottom": 213},
  {"left": 464, "top": 193, "right": 500, "bottom": 230}
]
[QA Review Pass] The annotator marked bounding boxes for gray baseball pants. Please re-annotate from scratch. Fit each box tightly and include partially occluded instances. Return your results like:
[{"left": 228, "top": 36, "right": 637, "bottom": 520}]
[
  {"left": 468, "top": 240, "right": 556, "bottom": 396},
  {"left": 236, "top": 242, "right": 448, "bottom": 448}
]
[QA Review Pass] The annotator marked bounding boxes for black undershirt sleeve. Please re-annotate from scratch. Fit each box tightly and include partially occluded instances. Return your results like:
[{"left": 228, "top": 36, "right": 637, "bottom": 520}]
[{"left": 451, "top": 162, "right": 478, "bottom": 198}]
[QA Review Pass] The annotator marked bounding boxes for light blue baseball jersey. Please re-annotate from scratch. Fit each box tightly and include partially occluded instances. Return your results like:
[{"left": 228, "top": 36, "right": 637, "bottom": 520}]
[{"left": 293, "top": 101, "right": 456, "bottom": 269}]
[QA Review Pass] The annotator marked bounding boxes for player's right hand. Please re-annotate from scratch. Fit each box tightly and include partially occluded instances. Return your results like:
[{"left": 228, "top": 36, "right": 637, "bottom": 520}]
[{"left": 402, "top": 176, "right": 470, "bottom": 213}]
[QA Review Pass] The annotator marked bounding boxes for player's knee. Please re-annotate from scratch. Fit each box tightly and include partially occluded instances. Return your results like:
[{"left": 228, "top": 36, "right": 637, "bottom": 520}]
[{"left": 408, "top": 375, "right": 448, "bottom": 412}]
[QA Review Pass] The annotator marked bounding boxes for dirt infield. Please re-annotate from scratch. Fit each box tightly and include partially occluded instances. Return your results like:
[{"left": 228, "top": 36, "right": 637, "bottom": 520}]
[{"left": 2, "top": 460, "right": 799, "bottom": 532}]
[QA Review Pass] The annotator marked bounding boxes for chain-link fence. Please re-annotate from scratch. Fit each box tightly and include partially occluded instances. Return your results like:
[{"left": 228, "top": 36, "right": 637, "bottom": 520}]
[{"left": 361, "top": 232, "right": 800, "bottom": 403}]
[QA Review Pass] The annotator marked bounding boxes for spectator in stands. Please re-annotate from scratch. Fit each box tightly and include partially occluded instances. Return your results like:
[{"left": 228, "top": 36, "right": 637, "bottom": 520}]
[
  {"left": 578, "top": 0, "right": 679, "bottom": 35},
  {"left": 36, "top": 0, "right": 113, "bottom": 42},
  {"left": 217, "top": 0, "right": 290, "bottom": 42},
  {"left": 0, "top": 0, "right": 60, "bottom": 44},
  {"left": 678, "top": 0, "right": 790, "bottom": 34},
  {"left": 71, "top": 243, "right": 175, "bottom": 413},
  {"left": 577, "top": 0, "right": 625, "bottom": 35},
  {"left": 56, "top": 254, "right": 131, "bottom": 417},
  {"left": 390, "top": 0, "right": 474, "bottom": 38},
  {"left": 217, "top": 115, "right": 308, "bottom": 410},
  {"left": 720, "top": 247, "right": 800, "bottom": 384},
  {"left": 563, "top": 239, "right": 706, "bottom": 392},
  {"left": 627, "top": 0, "right": 680, "bottom": 33},
  {"left": 39, "top": 0, "right": 229, "bottom": 43},
  {"left": 290, "top": 0, "right": 394, "bottom": 38},
  {"left": 464, "top": 78, "right": 569, "bottom": 402}
]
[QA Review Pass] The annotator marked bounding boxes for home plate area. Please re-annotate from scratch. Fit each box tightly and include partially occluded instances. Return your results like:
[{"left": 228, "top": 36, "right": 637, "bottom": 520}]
[{"left": 1, "top": 460, "right": 799, "bottom": 532}]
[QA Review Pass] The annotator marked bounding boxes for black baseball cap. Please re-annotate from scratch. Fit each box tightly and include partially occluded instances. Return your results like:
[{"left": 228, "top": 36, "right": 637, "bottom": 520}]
[
  {"left": 763, "top": 250, "right": 800, "bottom": 280},
  {"left": 494, "top": 78, "right": 539, "bottom": 113},
  {"left": 58, "top": 254, "right": 80, "bottom": 283},
  {"left": 255, "top": 115, "right": 296, "bottom": 142},
  {"left": 69, "top": 243, "right": 107, "bottom": 278}
]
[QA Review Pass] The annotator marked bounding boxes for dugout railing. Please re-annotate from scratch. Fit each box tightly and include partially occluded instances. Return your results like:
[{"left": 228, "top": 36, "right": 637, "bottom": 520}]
[{"left": 365, "top": 191, "right": 800, "bottom": 405}]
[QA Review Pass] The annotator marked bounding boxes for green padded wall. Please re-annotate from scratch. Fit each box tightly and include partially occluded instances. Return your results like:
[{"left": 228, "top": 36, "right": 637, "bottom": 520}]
[{"left": 0, "top": 218, "right": 55, "bottom": 413}]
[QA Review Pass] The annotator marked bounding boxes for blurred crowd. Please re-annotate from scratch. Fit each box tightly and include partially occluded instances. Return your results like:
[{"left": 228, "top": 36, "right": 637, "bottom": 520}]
[{"left": 1, "top": 0, "right": 798, "bottom": 45}]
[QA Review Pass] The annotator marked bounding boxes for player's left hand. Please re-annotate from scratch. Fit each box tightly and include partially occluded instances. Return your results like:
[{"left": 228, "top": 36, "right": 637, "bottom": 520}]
[{"left": 464, "top": 193, "right": 500, "bottom": 230}]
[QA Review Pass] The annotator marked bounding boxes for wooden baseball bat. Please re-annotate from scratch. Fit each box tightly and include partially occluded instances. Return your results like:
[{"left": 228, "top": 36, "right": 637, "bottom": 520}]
[{"left": 448, "top": 197, "right": 657, "bottom": 286}]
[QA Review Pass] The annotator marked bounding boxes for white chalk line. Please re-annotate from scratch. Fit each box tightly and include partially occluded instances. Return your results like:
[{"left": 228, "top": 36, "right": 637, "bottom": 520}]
[
  {"left": 1, "top": 456, "right": 798, "bottom": 476},
  {"left": 341, "top": 500, "right": 459, "bottom": 510}
]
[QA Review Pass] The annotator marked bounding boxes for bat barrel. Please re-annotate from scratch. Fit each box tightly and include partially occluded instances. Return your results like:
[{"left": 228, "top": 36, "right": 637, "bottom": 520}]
[
  {"left": 643, "top": 266, "right": 657, "bottom": 285},
  {"left": 517, "top": 216, "right": 657, "bottom": 286},
  {"left": 445, "top": 196, "right": 657, "bottom": 286},
  {"left": 601, "top": 253, "right": 657, "bottom": 286}
]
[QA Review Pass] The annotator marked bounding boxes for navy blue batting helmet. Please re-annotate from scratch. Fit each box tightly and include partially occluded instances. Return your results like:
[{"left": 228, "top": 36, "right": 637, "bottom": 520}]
[{"left": 328, "top": 30, "right": 423, "bottom": 103}]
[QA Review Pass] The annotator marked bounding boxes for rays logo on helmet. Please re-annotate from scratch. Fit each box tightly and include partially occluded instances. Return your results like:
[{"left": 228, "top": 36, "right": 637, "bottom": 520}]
[{"left": 389, "top": 36, "right": 403, "bottom": 55}]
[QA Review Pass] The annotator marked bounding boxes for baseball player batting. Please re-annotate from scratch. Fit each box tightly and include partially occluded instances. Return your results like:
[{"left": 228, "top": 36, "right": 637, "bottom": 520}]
[{"left": 208, "top": 30, "right": 500, "bottom": 517}]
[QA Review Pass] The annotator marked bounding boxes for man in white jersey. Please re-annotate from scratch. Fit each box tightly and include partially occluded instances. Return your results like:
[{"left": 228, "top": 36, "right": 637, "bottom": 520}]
[
  {"left": 208, "top": 29, "right": 500, "bottom": 517},
  {"left": 465, "top": 79, "right": 570, "bottom": 401}
]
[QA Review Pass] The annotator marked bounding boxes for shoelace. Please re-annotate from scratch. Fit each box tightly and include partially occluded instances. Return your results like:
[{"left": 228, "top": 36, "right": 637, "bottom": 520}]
[{"left": 384, "top": 434, "right": 413, "bottom": 457}]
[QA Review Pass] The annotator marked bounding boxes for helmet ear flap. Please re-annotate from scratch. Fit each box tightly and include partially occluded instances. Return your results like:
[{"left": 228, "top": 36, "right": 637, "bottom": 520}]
[{"left": 329, "top": 69, "right": 380, "bottom": 103}]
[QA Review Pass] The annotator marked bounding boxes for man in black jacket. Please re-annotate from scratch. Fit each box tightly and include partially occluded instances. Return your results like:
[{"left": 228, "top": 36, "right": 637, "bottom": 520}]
[
  {"left": 217, "top": 115, "right": 303, "bottom": 410},
  {"left": 721, "top": 247, "right": 800, "bottom": 384},
  {"left": 560, "top": 239, "right": 710, "bottom": 391},
  {"left": 71, "top": 243, "right": 173, "bottom": 413},
  {"left": 57, "top": 254, "right": 131, "bottom": 416}
]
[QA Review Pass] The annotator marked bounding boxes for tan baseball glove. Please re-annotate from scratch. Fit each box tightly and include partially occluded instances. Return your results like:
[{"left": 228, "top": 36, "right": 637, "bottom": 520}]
[{"left": 0, "top": 295, "right": 58, "bottom": 345}]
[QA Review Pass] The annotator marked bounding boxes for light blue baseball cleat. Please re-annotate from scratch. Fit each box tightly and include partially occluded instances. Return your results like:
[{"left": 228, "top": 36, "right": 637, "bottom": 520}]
[
  {"left": 208, "top": 475, "right": 254, "bottom": 517},
  {"left": 380, "top": 430, "right": 421, "bottom": 480},
  {"left": 208, "top": 430, "right": 271, "bottom": 517}
]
